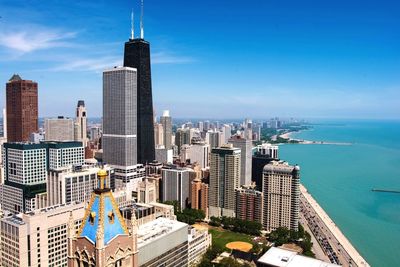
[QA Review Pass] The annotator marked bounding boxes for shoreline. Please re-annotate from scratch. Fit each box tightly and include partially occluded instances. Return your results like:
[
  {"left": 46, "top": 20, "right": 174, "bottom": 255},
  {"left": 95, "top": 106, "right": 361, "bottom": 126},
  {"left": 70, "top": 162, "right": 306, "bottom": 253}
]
[
  {"left": 300, "top": 184, "right": 370, "bottom": 267},
  {"left": 278, "top": 130, "right": 352, "bottom": 146}
]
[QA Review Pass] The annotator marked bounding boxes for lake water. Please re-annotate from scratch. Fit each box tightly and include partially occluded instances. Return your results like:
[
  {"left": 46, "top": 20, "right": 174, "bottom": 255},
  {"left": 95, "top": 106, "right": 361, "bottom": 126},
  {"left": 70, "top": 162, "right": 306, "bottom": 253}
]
[{"left": 279, "top": 120, "right": 400, "bottom": 267}]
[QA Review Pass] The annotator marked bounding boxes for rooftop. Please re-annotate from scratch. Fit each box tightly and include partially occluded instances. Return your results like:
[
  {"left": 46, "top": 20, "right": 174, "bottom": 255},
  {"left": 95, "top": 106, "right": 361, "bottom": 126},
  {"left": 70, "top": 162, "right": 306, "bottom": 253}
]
[
  {"left": 137, "top": 217, "right": 187, "bottom": 248},
  {"left": 258, "top": 247, "right": 340, "bottom": 267}
]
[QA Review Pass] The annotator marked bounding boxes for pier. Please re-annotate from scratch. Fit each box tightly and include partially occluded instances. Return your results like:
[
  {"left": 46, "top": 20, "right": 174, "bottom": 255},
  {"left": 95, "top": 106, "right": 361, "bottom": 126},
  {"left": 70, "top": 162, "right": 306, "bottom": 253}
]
[{"left": 372, "top": 188, "right": 400, "bottom": 194}]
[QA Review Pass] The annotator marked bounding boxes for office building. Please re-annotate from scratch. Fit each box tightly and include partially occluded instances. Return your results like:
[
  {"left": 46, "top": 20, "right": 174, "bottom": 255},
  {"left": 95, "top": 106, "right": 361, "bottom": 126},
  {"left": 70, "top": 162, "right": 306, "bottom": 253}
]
[
  {"left": 229, "top": 135, "right": 252, "bottom": 186},
  {"left": 206, "top": 130, "right": 221, "bottom": 149},
  {"left": 209, "top": 144, "right": 241, "bottom": 218},
  {"left": 160, "top": 110, "right": 172, "bottom": 149},
  {"left": 1, "top": 141, "right": 84, "bottom": 213},
  {"left": 0, "top": 203, "right": 85, "bottom": 267},
  {"left": 161, "top": 166, "right": 190, "bottom": 210},
  {"left": 45, "top": 117, "right": 75, "bottom": 141},
  {"left": 262, "top": 161, "right": 300, "bottom": 231},
  {"left": 47, "top": 165, "right": 113, "bottom": 206},
  {"left": 191, "top": 178, "right": 208, "bottom": 215},
  {"left": 137, "top": 217, "right": 188, "bottom": 267},
  {"left": 6, "top": 74, "right": 38, "bottom": 142},
  {"left": 68, "top": 169, "right": 138, "bottom": 266},
  {"left": 124, "top": 15, "right": 155, "bottom": 164},
  {"left": 235, "top": 185, "right": 263, "bottom": 224},
  {"left": 74, "top": 100, "right": 88, "bottom": 147},
  {"left": 155, "top": 146, "right": 173, "bottom": 164},
  {"left": 103, "top": 67, "right": 140, "bottom": 186}
]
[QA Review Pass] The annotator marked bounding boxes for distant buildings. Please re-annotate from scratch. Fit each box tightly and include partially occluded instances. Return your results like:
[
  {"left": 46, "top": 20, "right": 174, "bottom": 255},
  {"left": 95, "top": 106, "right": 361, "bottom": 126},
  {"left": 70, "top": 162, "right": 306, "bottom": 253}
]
[
  {"left": 45, "top": 116, "right": 75, "bottom": 141},
  {"left": 6, "top": 74, "right": 38, "bottom": 142},
  {"left": 206, "top": 130, "right": 222, "bottom": 149},
  {"left": 235, "top": 185, "right": 263, "bottom": 224},
  {"left": 262, "top": 161, "right": 300, "bottom": 231},
  {"left": 209, "top": 144, "right": 241, "bottom": 218},
  {"left": 74, "top": 100, "right": 88, "bottom": 146},
  {"left": 229, "top": 135, "right": 252, "bottom": 186}
]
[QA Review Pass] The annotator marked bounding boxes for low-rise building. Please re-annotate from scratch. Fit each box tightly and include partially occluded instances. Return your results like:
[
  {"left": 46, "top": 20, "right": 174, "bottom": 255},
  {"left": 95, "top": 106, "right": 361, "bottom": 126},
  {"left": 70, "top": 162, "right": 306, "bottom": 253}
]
[{"left": 188, "top": 227, "right": 212, "bottom": 266}]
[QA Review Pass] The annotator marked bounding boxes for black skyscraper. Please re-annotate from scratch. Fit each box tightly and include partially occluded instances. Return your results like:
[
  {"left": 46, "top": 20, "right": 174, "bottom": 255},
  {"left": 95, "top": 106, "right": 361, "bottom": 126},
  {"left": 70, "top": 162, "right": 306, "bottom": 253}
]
[{"left": 123, "top": 38, "right": 155, "bottom": 164}]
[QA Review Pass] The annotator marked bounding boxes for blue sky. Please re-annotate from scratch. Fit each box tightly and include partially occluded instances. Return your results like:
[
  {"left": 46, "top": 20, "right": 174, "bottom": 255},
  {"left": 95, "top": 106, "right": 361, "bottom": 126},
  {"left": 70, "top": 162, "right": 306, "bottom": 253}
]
[{"left": 0, "top": 0, "right": 399, "bottom": 119}]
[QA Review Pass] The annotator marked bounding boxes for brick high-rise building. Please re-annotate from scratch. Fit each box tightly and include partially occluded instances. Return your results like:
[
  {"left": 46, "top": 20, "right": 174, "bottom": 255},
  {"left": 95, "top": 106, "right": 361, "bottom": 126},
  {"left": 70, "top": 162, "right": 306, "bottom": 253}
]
[
  {"left": 235, "top": 185, "right": 263, "bottom": 224},
  {"left": 6, "top": 74, "right": 38, "bottom": 142}
]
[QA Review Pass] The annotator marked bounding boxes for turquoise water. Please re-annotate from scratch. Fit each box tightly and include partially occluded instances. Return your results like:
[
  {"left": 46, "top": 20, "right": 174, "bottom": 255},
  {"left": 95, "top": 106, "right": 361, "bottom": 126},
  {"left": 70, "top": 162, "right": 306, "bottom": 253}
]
[{"left": 279, "top": 120, "right": 400, "bottom": 267}]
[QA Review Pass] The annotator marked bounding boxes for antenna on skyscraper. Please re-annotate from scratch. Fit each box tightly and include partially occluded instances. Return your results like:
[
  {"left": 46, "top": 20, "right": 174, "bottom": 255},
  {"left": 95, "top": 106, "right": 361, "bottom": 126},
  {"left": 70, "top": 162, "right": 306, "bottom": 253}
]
[
  {"left": 140, "top": 0, "right": 144, "bottom": 39},
  {"left": 131, "top": 9, "right": 135, "bottom": 40}
]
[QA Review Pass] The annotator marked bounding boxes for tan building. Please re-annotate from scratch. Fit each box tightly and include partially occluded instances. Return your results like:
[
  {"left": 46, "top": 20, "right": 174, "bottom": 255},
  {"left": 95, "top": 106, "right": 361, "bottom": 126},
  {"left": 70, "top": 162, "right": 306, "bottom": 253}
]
[
  {"left": 154, "top": 123, "right": 164, "bottom": 146},
  {"left": 191, "top": 179, "right": 209, "bottom": 215},
  {"left": 137, "top": 177, "right": 157, "bottom": 203},
  {"left": 0, "top": 203, "right": 85, "bottom": 267},
  {"left": 208, "top": 144, "right": 241, "bottom": 218},
  {"left": 74, "top": 100, "right": 88, "bottom": 147},
  {"left": 262, "top": 161, "right": 300, "bottom": 232},
  {"left": 45, "top": 117, "right": 75, "bottom": 142},
  {"left": 67, "top": 169, "right": 138, "bottom": 267}
]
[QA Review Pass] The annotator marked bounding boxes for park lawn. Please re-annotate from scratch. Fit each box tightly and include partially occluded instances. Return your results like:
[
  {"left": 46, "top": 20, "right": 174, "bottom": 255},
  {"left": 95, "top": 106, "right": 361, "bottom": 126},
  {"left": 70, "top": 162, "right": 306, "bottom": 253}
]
[{"left": 209, "top": 228, "right": 254, "bottom": 251}]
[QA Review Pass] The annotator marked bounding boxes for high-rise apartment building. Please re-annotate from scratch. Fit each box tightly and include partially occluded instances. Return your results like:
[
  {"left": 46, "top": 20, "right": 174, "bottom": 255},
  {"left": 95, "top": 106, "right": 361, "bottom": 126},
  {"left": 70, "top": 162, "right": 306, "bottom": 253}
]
[
  {"left": 45, "top": 116, "right": 75, "bottom": 141},
  {"left": 160, "top": 110, "right": 172, "bottom": 149},
  {"left": 262, "top": 161, "right": 300, "bottom": 231},
  {"left": 208, "top": 144, "right": 241, "bottom": 218},
  {"left": 161, "top": 166, "right": 190, "bottom": 210},
  {"left": 175, "top": 128, "right": 191, "bottom": 153},
  {"left": 6, "top": 74, "right": 38, "bottom": 142},
  {"left": 0, "top": 203, "right": 85, "bottom": 267},
  {"left": 74, "top": 100, "right": 88, "bottom": 146},
  {"left": 235, "top": 185, "right": 263, "bottom": 224},
  {"left": 206, "top": 130, "right": 221, "bottom": 149},
  {"left": 229, "top": 135, "right": 252, "bottom": 186},
  {"left": 180, "top": 141, "right": 210, "bottom": 169},
  {"left": 124, "top": 28, "right": 155, "bottom": 164}
]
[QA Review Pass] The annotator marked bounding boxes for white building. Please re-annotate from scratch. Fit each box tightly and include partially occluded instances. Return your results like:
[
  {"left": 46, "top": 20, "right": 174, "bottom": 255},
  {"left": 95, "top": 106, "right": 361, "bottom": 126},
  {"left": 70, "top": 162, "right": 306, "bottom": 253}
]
[
  {"left": 229, "top": 136, "right": 252, "bottom": 186},
  {"left": 188, "top": 227, "right": 212, "bottom": 266},
  {"left": 256, "top": 143, "right": 279, "bottom": 159},
  {"left": 180, "top": 142, "right": 210, "bottom": 169},
  {"left": 47, "top": 165, "right": 113, "bottom": 206},
  {"left": 137, "top": 217, "right": 189, "bottom": 267}
]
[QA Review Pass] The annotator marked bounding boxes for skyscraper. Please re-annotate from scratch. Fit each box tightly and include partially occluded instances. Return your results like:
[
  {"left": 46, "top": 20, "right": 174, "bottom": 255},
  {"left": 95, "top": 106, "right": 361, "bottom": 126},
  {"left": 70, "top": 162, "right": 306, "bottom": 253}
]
[
  {"left": 209, "top": 144, "right": 241, "bottom": 218},
  {"left": 160, "top": 110, "right": 172, "bottom": 149},
  {"left": 123, "top": 3, "right": 155, "bottom": 164},
  {"left": 6, "top": 74, "right": 38, "bottom": 142},
  {"left": 103, "top": 67, "right": 138, "bottom": 183},
  {"left": 74, "top": 100, "right": 88, "bottom": 147},
  {"left": 262, "top": 161, "right": 300, "bottom": 231}
]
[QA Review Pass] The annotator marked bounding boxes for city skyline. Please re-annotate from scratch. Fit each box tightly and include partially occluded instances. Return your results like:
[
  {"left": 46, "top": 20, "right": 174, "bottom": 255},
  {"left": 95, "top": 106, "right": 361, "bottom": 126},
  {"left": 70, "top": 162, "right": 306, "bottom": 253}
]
[{"left": 0, "top": 0, "right": 399, "bottom": 119}]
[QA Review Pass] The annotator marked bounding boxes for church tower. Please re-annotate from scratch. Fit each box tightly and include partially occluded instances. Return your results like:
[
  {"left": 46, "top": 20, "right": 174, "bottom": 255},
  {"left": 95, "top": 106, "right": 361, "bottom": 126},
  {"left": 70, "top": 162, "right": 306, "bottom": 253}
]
[{"left": 67, "top": 169, "right": 138, "bottom": 267}]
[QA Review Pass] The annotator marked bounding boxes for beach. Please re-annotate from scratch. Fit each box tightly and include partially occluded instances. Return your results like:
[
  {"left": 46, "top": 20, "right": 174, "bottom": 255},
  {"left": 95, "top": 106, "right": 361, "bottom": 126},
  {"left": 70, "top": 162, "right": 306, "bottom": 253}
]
[{"left": 300, "top": 184, "right": 370, "bottom": 267}]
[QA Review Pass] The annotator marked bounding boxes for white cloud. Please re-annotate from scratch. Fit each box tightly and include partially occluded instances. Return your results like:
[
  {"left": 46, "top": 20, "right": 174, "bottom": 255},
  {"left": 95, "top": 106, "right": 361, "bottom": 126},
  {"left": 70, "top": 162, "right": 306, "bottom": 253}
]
[
  {"left": 50, "top": 57, "right": 122, "bottom": 72},
  {"left": 0, "top": 29, "right": 76, "bottom": 53}
]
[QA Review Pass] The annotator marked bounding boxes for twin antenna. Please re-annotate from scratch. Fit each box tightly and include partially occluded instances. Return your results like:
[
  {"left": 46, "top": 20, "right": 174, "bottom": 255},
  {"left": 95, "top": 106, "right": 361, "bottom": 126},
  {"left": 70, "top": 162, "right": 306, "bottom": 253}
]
[{"left": 131, "top": 0, "right": 144, "bottom": 40}]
